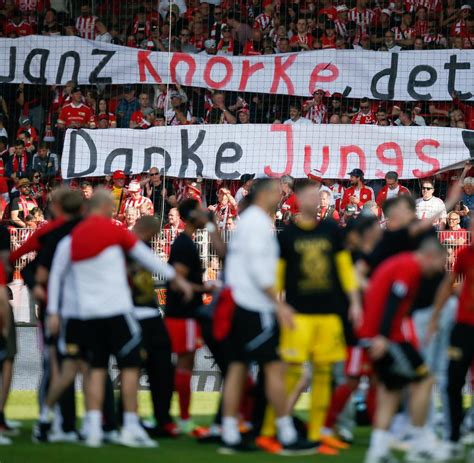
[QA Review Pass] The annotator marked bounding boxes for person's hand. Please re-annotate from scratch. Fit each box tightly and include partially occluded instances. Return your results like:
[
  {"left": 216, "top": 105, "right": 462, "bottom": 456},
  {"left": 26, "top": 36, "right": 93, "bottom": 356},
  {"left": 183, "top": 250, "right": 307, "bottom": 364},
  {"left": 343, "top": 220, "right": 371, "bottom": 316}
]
[
  {"left": 276, "top": 301, "right": 295, "bottom": 330},
  {"left": 208, "top": 205, "right": 217, "bottom": 212},
  {"left": 348, "top": 300, "right": 363, "bottom": 330},
  {"left": 173, "top": 274, "right": 193, "bottom": 302},
  {"left": 350, "top": 195, "right": 360, "bottom": 205},
  {"left": 369, "top": 335, "right": 389, "bottom": 360},
  {"left": 204, "top": 280, "right": 222, "bottom": 293},
  {"left": 47, "top": 314, "right": 60, "bottom": 337}
]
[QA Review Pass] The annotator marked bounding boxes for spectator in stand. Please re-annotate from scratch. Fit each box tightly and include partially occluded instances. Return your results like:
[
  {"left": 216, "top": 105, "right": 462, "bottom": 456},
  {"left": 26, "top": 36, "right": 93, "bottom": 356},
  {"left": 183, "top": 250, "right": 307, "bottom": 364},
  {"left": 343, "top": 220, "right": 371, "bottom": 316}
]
[
  {"left": 242, "top": 28, "right": 263, "bottom": 55},
  {"left": 396, "top": 108, "right": 419, "bottom": 127},
  {"left": 164, "top": 208, "right": 184, "bottom": 233},
  {"left": 290, "top": 17, "right": 313, "bottom": 50},
  {"left": 29, "top": 170, "right": 46, "bottom": 208},
  {"left": 254, "top": 0, "right": 273, "bottom": 34},
  {"left": 123, "top": 180, "right": 154, "bottom": 218},
  {"left": 452, "top": 91, "right": 474, "bottom": 130},
  {"left": 450, "top": 4, "right": 472, "bottom": 39},
  {"left": 392, "top": 11, "right": 415, "bottom": 48},
  {"left": 179, "top": 28, "right": 198, "bottom": 53},
  {"left": 31, "top": 142, "right": 58, "bottom": 180},
  {"left": 57, "top": 87, "right": 94, "bottom": 129},
  {"left": 10, "top": 178, "right": 38, "bottom": 228},
  {"left": 278, "top": 175, "right": 298, "bottom": 222},
  {"left": 237, "top": 108, "right": 250, "bottom": 124},
  {"left": 143, "top": 167, "right": 177, "bottom": 218},
  {"left": 284, "top": 104, "right": 312, "bottom": 125},
  {"left": 317, "top": 190, "right": 340, "bottom": 221},
  {"left": 165, "top": 93, "right": 192, "bottom": 125},
  {"left": 17, "top": 117, "right": 38, "bottom": 143},
  {"left": 123, "top": 207, "right": 139, "bottom": 230},
  {"left": 96, "top": 98, "right": 117, "bottom": 128},
  {"left": 40, "top": 8, "right": 64, "bottom": 35},
  {"left": 375, "top": 108, "right": 391, "bottom": 126},
  {"left": 460, "top": 176, "right": 474, "bottom": 227},
  {"left": 75, "top": 2, "right": 97, "bottom": 40},
  {"left": 303, "top": 90, "right": 328, "bottom": 124},
  {"left": 352, "top": 98, "right": 376, "bottom": 125},
  {"left": 227, "top": 12, "right": 252, "bottom": 46},
  {"left": 0, "top": 117, "right": 7, "bottom": 140},
  {"left": 208, "top": 188, "right": 237, "bottom": 230},
  {"left": 205, "top": 91, "right": 236, "bottom": 124},
  {"left": 341, "top": 168, "right": 375, "bottom": 211},
  {"left": 235, "top": 174, "right": 255, "bottom": 205},
  {"left": 80, "top": 181, "right": 93, "bottom": 200},
  {"left": 4, "top": 9, "right": 33, "bottom": 36},
  {"left": 376, "top": 171, "right": 411, "bottom": 207},
  {"left": 217, "top": 25, "right": 238, "bottom": 55},
  {"left": 382, "top": 30, "right": 402, "bottom": 51},
  {"left": 348, "top": 0, "right": 374, "bottom": 42},
  {"left": 130, "top": 93, "right": 153, "bottom": 129},
  {"left": 6, "top": 140, "right": 30, "bottom": 180},
  {"left": 110, "top": 169, "right": 126, "bottom": 214},
  {"left": 116, "top": 86, "right": 139, "bottom": 128},
  {"left": 95, "top": 19, "right": 112, "bottom": 43},
  {"left": 415, "top": 180, "right": 447, "bottom": 229},
  {"left": 371, "top": 9, "right": 392, "bottom": 47}
]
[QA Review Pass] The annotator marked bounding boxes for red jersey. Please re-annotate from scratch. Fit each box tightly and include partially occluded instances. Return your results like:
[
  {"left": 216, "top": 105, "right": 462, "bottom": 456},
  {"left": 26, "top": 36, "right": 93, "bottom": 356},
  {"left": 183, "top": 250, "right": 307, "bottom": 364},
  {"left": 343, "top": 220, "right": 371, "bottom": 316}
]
[
  {"left": 289, "top": 33, "right": 313, "bottom": 48},
  {"left": 352, "top": 110, "right": 377, "bottom": 125},
  {"left": 254, "top": 12, "right": 272, "bottom": 32},
  {"left": 453, "top": 246, "right": 474, "bottom": 326},
  {"left": 304, "top": 101, "right": 327, "bottom": 124},
  {"left": 58, "top": 103, "right": 94, "bottom": 129},
  {"left": 348, "top": 7, "right": 374, "bottom": 35},
  {"left": 358, "top": 252, "right": 422, "bottom": 342},
  {"left": 130, "top": 110, "right": 151, "bottom": 129},
  {"left": 242, "top": 41, "right": 262, "bottom": 55},
  {"left": 281, "top": 193, "right": 299, "bottom": 216},
  {"left": 341, "top": 185, "right": 375, "bottom": 210},
  {"left": 4, "top": 20, "right": 33, "bottom": 36}
]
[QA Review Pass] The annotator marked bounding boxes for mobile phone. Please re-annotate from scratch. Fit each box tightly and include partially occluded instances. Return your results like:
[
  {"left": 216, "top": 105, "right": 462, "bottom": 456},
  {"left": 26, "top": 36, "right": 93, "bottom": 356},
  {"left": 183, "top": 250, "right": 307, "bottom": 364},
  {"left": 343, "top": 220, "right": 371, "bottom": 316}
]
[{"left": 460, "top": 201, "right": 465, "bottom": 209}]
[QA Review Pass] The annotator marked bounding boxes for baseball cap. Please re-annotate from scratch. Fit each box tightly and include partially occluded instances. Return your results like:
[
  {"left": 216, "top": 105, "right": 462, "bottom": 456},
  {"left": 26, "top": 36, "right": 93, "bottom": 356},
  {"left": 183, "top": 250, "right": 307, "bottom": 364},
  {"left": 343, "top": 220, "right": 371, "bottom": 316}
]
[
  {"left": 112, "top": 170, "right": 126, "bottom": 180},
  {"left": 308, "top": 169, "right": 323, "bottom": 182},
  {"left": 170, "top": 92, "right": 183, "bottom": 99},
  {"left": 127, "top": 180, "right": 141, "bottom": 193},
  {"left": 71, "top": 86, "right": 81, "bottom": 93},
  {"left": 336, "top": 4, "right": 348, "bottom": 12},
  {"left": 461, "top": 4, "right": 472, "bottom": 11},
  {"left": 381, "top": 8, "right": 392, "bottom": 16},
  {"left": 123, "top": 85, "right": 134, "bottom": 93},
  {"left": 241, "top": 173, "right": 255, "bottom": 183},
  {"left": 143, "top": 107, "right": 154, "bottom": 116},
  {"left": 331, "top": 92, "right": 343, "bottom": 99},
  {"left": 313, "top": 88, "right": 325, "bottom": 95},
  {"left": 348, "top": 168, "right": 365, "bottom": 178},
  {"left": 19, "top": 117, "right": 31, "bottom": 125}
]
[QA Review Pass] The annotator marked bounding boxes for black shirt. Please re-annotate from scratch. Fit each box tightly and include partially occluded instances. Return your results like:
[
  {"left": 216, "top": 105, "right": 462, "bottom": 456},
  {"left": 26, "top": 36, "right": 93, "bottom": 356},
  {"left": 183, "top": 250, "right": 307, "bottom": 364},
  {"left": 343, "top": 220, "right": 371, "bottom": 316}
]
[
  {"left": 148, "top": 181, "right": 174, "bottom": 220},
  {"left": 166, "top": 232, "right": 203, "bottom": 318},
  {"left": 278, "top": 219, "right": 346, "bottom": 314}
]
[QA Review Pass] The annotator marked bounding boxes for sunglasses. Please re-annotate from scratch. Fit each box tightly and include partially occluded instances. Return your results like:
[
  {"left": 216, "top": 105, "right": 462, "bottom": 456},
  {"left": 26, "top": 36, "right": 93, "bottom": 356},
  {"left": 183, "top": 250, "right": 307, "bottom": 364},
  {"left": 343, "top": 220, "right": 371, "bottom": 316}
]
[
  {"left": 361, "top": 105, "right": 370, "bottom": 109},
  {"left": 149, "top": 173, "right": 160, "bottom": 176},
  {"left": 180, "top": 33, "right": 190, "bottom": 36},
  {"left": 33, "top": 175, "right": 41, "bottom": 179},
  {"left": 422, "top": 187, "right": 433, "bottom": 190}
]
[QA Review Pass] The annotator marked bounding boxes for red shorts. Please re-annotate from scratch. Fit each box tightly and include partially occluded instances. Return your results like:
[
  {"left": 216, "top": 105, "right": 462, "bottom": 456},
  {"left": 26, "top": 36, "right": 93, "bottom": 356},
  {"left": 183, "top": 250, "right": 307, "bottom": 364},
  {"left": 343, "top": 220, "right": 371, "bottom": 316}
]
[
  {"left": 345, "top": 346, "right": 373, "bottom": 377},
  {"left": 164, "top": 318, "right": 202, "bottom": 354}
]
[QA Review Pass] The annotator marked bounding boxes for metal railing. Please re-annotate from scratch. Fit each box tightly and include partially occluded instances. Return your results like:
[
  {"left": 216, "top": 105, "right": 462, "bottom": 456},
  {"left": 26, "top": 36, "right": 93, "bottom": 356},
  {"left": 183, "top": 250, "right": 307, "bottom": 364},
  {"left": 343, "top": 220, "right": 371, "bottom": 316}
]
[{"left": 9, "top": 227, "right": 472, "bottom": 279}]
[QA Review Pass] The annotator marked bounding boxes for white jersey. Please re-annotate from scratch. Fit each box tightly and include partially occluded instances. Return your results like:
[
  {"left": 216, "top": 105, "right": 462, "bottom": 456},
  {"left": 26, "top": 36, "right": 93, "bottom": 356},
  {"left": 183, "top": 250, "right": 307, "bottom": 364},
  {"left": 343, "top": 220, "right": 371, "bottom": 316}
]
[
  {"left": 47, "top": 215, "right": 175, "bottom": 320},
  {"left": 225, "top": 205, "right": 278, "bottom": 313},
  {"left": 284, "top": 117, "right": 312, "bottom": 125},
  {"left": 415, "top": 196, "right": 447, "bottom": 223}
]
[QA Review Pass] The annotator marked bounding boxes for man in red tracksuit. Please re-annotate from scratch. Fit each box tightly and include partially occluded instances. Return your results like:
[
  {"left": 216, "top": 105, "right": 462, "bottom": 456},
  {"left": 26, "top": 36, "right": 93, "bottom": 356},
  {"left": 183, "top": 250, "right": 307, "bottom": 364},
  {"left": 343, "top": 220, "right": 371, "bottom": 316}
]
[{"left": 341, "top": 169, "right": 374, "bottom": 211}]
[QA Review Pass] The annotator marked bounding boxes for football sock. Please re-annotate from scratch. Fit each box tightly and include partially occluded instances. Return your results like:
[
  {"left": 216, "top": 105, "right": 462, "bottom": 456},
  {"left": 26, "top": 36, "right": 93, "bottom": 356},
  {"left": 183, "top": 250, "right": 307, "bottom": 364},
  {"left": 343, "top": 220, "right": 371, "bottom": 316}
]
[
  {"left": 175, "top": 368, "right": 192, "bottom": 420},
  {"left": 308, "top": 363, "right": 331, "bottom": 442},
  {"left": 324, "top": 382, "right": 357, "bottom": 429},
  {"left": 222, "top": 416, "right": 241, "bottom": 445}
]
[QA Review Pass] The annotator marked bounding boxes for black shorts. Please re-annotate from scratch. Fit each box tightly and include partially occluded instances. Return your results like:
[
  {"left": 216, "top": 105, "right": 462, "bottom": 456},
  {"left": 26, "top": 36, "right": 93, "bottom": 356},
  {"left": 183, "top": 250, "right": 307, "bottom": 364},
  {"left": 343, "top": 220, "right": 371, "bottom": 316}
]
[
  {"left": 227, "top": 306, "right": 280, "bottom": 365},
  {"left": 139, "top": 315, "right": 172, "bottom": 358},
  {"left": 82, "top": 313, "right": 142, "bottom": 369},
  {"left": 5, "top": 306, "right": 17, "bottom": 360},
  {"left": 373, "top": 342, "right": 429, "bottom": 390},
  {"left": 58, "top": 318, "right": 85, "bottom": 360}
]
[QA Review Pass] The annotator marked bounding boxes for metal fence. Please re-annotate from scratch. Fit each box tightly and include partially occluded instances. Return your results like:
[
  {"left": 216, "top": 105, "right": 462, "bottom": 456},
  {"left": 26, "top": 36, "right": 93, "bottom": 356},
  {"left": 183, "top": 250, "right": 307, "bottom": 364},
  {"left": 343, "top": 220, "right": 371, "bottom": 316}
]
[{"left": 9, "top": 227, "right": 473, "bottom": 279}]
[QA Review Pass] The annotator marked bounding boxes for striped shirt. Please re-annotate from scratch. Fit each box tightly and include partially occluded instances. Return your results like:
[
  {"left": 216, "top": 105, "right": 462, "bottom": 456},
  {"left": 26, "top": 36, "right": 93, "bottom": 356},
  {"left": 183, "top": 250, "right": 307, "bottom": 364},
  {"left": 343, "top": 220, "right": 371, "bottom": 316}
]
[{"left": 75, "top": 15, "right": 97, "bottom": 40}]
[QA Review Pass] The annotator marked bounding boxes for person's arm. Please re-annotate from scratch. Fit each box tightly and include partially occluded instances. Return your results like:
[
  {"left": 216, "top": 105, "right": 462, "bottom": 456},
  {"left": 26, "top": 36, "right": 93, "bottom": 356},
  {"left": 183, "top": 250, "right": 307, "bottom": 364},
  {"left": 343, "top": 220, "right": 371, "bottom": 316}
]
[
  {"left": 46, "top": 237, "right": 71, "bottom": 336},
  {"left": 335, "top": 250, "right": 363, "bottom": 328},
  {"left": 128, "top": 240, "right": 193, "bottom": 301},
  {"left": 221, "top": 108, "right": 237, "bottom": 124},
  {"left": 427, "top": 272, "right": 456, "bottom": 342},
  {"left": 10, "top": 209, "right": 26, "bottom": 228}
]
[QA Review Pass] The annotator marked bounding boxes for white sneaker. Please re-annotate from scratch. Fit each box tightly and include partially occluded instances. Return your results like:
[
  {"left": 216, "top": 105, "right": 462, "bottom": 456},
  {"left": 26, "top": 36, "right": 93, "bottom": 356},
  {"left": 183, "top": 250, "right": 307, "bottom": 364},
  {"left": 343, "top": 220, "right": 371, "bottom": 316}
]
[
  {"left": 337, "top": 426, "right": 354, "bottom": 444},
  {"left": 118, "top": 426, "right": 158, "bottom": 448},
  {"left": 85, "top": 430, "right": 103, "bottom": 448},
  {"left": 365, "top": 451, "right": 399, "bottom": 463},
  {"left": 49, "top": 431, "right": 79, "bottom": 443},
  {"left": 405, "top": 441, "right": 457, "bottom": 463},
  {"left": 5, "top": 419, "right": 21, "bottom": 429},
  {"left": 0, "top": 434, "right": 12, "bottom": 445},
  {"left": 461, "top": 432, "right": 474, "bottom": 445}
]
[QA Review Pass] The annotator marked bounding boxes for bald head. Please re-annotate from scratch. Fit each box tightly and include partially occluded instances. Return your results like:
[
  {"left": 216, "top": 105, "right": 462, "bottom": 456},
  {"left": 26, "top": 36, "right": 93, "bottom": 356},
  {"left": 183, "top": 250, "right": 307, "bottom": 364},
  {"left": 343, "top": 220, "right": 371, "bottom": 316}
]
[{"left": 89, "top": 188, "right": 115, "bottom": 217}]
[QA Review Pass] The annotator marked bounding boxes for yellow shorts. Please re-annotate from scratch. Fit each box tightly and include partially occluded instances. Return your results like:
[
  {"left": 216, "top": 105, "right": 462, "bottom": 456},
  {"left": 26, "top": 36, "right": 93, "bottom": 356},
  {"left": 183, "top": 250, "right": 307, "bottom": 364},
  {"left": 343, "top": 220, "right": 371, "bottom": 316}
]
[{"left": 279, "top": 313, "right": 346, "bottom": 364}]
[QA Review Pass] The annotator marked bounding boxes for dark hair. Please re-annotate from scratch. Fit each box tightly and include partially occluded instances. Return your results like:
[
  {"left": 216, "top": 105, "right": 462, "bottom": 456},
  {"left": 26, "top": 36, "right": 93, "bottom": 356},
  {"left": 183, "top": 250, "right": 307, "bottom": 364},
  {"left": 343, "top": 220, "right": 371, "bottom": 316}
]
[
  {"left": 38, "top": 141, "right": 49, "bottom": 150},
  {"left": 247, "top": 178, "right": 277, "bottom": 204},
  {"left": 294, "top": 178, "right": 316, "bottom": 194},
  {"left": 0, "top": 136, "right": 8, "bottom": 146},
  {"left": 134, "top": 215, "right": 162, "bottom": 235},
  {"left": 178, "top": 198, "right": 199, "bottom": 221},
  {"left": 15, "top": 139, "right": 25, "bottom": 147},
  {"left": 385, "top": 171, "right": 399, "bottom": 181},
  {"left": 59, "top": 189, "right": 84, "bottom": 215}
]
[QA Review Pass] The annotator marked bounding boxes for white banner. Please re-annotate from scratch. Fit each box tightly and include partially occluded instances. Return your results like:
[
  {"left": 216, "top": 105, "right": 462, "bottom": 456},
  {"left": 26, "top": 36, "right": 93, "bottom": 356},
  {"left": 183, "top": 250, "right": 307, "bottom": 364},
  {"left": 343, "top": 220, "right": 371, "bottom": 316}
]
[
  {"left": 1, "top": 36, "right": 473, "bottom": 101},
  {"left": 62, "top": 124, "right": 474, "bottom": 180}
]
